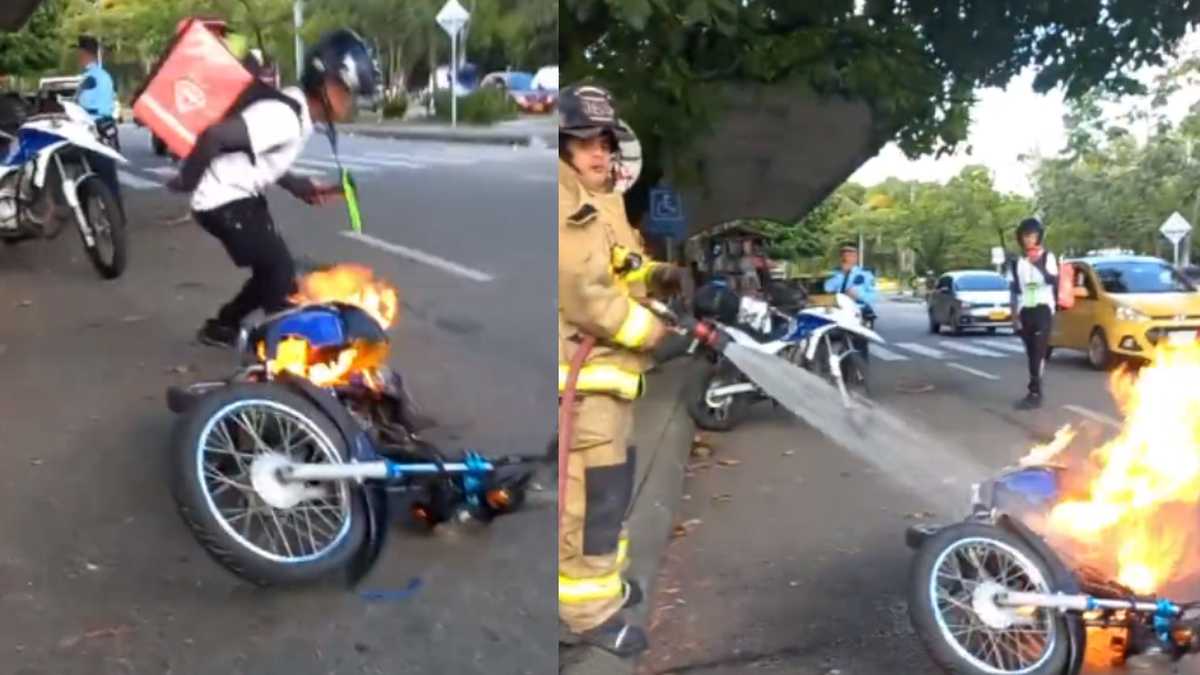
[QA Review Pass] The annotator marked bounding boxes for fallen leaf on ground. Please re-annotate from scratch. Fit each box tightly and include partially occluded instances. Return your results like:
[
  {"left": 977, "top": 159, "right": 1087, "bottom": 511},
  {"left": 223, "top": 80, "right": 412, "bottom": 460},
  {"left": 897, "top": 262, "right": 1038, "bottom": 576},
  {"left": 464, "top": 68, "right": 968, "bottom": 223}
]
[
  {"left": 712, "top": 493, "right": 733, "bottom": 503},
  {"left": 905, "top": 511, "right": 936, "bottom": 520},
  {"left": 57, "top": 625, "right": 133, "bottom": 649},
  {"left": 166, "top": 365, "right": 193, "bottom": 375},
  {"left": 717, "top": 459, "right": 742, "bottom": 467},
  {"left": 782, "top": 450, "right": 796, "bottom": 456},
  {"left": 896, "top": 382, "right": 935, "bottom": 394},
  {"left": 17, "top": 300, "right": 32, "bottom": 308},
  {"left": 686, "top": 462, "right": 711, "bottom": 472},
  {"left": 671, "top": 519, "right": 703, "bottom": 538},
  {"left": 690, "top": 445, "right": 713, "bottom": 459},
  {"left": 120, "top": 315, "right": 148, "bottom": 323}
]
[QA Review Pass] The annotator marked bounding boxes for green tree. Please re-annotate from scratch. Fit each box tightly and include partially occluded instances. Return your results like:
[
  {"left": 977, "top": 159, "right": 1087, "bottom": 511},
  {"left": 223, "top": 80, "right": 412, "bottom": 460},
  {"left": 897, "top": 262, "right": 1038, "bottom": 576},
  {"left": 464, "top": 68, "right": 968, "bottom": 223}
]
[
  {"left": 0, "top": 0, "right": 66, "bottom": 78},
  {"left": 563, "top": 1, "right": 1199, "bottom": 193}
]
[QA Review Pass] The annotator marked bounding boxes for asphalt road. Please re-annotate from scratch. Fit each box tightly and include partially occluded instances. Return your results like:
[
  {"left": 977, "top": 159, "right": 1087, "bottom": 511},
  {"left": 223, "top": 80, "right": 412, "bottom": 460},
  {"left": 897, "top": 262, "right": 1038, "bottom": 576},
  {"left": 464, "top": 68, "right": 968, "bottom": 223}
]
[
  {"left": 641, "top": 296, "right": 1200, "bottom": 675},
  {"left": 0, "top": 125, "right": 555, "bottom": 675}
]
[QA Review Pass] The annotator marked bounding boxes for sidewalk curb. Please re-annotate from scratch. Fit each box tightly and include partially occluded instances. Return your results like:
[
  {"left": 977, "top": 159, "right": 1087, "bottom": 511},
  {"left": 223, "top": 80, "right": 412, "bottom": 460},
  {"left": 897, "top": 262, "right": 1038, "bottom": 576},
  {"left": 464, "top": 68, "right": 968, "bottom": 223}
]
[
  {"left": 342, "top": 125, "right": 555, "bottom": 148},
  {"left": 561, "top": 361, "right": 696, "bottom": 675}
]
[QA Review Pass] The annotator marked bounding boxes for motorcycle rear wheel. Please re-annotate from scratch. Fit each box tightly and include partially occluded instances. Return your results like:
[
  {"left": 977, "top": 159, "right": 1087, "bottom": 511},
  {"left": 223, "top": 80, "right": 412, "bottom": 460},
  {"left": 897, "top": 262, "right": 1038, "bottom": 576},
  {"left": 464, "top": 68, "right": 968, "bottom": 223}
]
[
  {"left": 171, "top": 382, "right": 367, "bottom": 586},
  {"left": 909, "top": 522, "right": 1071, "bottom": 675}
]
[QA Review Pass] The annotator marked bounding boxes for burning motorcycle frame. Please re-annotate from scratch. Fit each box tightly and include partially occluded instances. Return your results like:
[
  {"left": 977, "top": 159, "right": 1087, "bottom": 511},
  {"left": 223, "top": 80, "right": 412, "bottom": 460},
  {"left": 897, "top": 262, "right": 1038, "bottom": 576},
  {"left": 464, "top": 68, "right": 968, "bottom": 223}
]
[
  {"left": 166, "top": 301, "right": 539, "bottom": 587},
  {"left": 906, "top": 464, "right": 1200, "bottom": 675}
]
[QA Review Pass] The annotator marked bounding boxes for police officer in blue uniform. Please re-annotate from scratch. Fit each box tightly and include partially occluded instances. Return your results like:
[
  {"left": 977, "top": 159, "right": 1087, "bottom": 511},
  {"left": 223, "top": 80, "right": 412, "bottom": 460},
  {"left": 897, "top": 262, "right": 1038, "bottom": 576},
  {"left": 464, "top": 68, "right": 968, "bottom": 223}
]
[
  {"left": 75, "top": 35, "right": 122, "bottom": 207},
  {"left": 825, "top": 243, "right": 878, "bottom": 357}
]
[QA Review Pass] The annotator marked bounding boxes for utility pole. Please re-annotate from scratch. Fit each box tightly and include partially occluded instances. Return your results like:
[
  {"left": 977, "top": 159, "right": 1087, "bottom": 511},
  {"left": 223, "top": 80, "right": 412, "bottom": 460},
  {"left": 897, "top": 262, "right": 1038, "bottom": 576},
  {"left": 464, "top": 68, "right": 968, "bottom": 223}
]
[{"left": 293, "top": 0, "right": 304, "bottom": 83}]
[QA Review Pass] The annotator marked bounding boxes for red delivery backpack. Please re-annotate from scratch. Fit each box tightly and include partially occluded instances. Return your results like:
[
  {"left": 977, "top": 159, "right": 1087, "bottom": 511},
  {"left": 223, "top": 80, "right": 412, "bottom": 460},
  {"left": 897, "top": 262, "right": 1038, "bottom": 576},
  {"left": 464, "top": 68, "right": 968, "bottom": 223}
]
[
  {"left": 1057, "top": 261, "right": 1075, "bottom": 310},
  {"left": 131, "top": 18, "right": 254, "bottom": 159}
]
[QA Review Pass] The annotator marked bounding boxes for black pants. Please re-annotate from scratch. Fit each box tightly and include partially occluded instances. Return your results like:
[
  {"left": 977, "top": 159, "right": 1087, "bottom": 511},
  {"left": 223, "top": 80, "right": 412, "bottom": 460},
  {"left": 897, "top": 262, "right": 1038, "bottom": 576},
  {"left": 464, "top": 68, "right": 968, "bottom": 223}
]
[
  {"left": 194, "top": 196, "right": 296, "bottom": 327},
  {"left": 1018, "top": 305, "right": 1053, "bottom": 395},
  {"left": 89, "top": 152, "right": 122, "bottom": 213}
]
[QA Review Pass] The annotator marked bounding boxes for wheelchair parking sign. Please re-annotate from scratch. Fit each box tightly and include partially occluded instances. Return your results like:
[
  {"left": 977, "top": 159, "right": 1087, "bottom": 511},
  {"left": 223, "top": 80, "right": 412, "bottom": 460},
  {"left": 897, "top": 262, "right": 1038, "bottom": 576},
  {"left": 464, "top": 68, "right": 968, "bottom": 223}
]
[{"left": 647, "top": 187, "right": 685, "bottom": 239}]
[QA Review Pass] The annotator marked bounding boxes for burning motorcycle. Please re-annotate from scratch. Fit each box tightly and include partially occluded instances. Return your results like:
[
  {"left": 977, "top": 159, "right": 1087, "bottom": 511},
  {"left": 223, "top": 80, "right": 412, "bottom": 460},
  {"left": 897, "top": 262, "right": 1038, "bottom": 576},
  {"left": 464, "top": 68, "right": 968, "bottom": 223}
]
[
  {"left": 685, "top": 281, "right": 885, "bottom": 431},
  {"left": 0, "top": 99, "right": 127, "bottom": 278},
  {"left": 165, "top": 266, "right": 538, "bottom": 586}
]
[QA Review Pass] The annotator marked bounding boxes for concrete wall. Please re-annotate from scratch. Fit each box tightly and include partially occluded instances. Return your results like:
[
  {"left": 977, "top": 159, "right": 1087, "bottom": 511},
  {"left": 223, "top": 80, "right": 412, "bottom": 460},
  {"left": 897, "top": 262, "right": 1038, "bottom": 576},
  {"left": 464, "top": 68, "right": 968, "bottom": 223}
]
[{"left": 669, "top": 80, "right": 884, "bottom": 235}]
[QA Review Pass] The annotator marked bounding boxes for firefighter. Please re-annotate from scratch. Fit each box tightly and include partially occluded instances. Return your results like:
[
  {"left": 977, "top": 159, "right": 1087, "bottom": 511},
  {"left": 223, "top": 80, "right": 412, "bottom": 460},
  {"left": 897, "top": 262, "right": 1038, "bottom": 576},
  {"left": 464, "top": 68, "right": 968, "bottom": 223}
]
[{"left": 557, "top": 83, "right": 701, "bottom": 656}]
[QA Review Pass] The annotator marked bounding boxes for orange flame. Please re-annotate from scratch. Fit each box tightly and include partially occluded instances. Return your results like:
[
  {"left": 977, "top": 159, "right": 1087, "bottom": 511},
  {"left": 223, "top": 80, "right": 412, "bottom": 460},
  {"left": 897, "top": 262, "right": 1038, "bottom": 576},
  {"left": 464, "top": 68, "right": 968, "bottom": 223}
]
[
  {"left": 1041, "top": 342, "right": 1200, "bottom": 593},
  {"left": 267, "top": 336, "right": 390, "bottom": 389},
  {"left": 290, "top": 264, "right": 400, "bottom": 330}
]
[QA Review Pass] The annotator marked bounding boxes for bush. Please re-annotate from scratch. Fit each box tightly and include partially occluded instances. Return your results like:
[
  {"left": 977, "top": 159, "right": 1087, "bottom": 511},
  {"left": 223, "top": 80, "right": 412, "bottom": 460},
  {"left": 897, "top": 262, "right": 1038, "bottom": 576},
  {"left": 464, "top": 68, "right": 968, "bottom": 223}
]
[
  {"left": 432, "top": 87, "right": 518, "bottom": 125},
  {"left": 381, "top": 95, "right": 408, "bottom": 120}
]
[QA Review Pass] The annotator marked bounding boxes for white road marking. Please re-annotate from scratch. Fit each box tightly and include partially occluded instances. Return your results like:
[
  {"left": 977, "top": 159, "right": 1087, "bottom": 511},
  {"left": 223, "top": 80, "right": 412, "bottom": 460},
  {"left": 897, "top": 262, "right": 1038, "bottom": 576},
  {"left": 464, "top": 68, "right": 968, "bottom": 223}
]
[
  {"left": 947, "top": 362, "right": 1000, "bottom": 380},
  {"left": 341, "top": 231, "right": 495, "bottom": 283},
  {"left": 294, "top": 157, "right": 380, "bottom": 172},
  {"left": 366, "top": 151, "right": 474, "bottom": 166},
  {"left": 308, "top": 153, "right": 424, "bottom": 169},
  {"left": 117, "top": 171, "right": 160, "bottom": 189},
  {"left": 976, "top": 339, "right": 1027, "bottom": 354},
  {"left": 894, "top": 342, "right": 946, "bottom": 359},
  {"left": 869, "top": 345, "right": 909, "bottom": 361},
  {"left": 1062, "top": 404, "right": 1121, "bottom": 429},
  {"left": 937, "top": 340, "right": 1006, "bottom": 358}
]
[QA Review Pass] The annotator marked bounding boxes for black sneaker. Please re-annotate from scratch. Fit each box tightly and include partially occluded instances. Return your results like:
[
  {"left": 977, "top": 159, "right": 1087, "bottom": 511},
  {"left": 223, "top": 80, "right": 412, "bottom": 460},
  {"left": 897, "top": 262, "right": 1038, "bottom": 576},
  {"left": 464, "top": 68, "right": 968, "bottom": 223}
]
[
  {"left": 197, "top": 320, "right": 238, "bottom": 349},
  {"left": 560, "top": 614, "right": 649, "bottom": 658},
  {"left": 1015, "top": 393, "right": 1043, "bottom": 410}
]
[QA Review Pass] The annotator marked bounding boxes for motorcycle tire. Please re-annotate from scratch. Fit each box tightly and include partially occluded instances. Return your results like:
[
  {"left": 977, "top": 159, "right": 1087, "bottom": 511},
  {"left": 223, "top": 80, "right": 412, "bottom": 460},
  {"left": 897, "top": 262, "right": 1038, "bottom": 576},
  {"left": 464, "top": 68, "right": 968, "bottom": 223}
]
[
  {"left": 685, "top": 361, "right": 749, "bottom": 432},
  {"left": 76, "top": 176, "right": 126, "bottom": 279},
  {"left": 908, "top": 521, "right": 1072, "bottom": 675},
  {"left": 171, "top": 382, "right": 367, "bottom": 586},
  {"left": 841, "top": 351, "right": 870, "bottom": 398}
]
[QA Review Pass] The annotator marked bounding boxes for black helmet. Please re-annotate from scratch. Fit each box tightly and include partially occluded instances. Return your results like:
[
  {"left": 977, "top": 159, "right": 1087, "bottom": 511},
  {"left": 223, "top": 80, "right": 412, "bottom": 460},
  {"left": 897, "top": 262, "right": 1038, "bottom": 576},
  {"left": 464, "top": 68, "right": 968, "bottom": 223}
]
[
  {"left": 560, "top": 84, "right": 632, "bottom": 141},
  {"left": 300, "top": 29, "right": 379, "bottom": 100},
  {"left": 1015, "top": 217, "right": 1045, "bottom": 247}
]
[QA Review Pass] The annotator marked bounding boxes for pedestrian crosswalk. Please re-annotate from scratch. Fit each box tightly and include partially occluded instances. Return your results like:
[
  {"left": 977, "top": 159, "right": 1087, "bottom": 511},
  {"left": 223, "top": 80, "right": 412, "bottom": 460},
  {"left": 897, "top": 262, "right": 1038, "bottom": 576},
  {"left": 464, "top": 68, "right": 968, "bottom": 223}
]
[
  {"left": 873, "top": 336, "right": 1030, "bottom": 363},
  {"left": 115, "top": 133, "right": 543, "bottom": 192}
]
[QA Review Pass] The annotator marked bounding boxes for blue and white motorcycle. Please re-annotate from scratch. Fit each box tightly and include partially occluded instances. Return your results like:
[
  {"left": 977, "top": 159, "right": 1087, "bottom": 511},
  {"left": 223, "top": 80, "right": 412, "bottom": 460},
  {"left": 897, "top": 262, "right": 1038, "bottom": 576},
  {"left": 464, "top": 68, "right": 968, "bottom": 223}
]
[
  {"left": 0, "top": 100, "right": 127, "bottom": 278},
  {"left": 686, "top": 283, "right": 886, "bottom": 431}
]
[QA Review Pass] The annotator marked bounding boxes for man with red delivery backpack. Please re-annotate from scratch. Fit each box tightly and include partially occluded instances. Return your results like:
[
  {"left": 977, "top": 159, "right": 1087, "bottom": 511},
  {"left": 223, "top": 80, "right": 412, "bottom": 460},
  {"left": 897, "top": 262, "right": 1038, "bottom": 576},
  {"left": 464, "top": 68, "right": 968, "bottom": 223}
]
[
  {"left": 1008, "top": 217, "right": 1074, "bottom": 410},
  {"left": 152, "top": 29, "right": 379, "bottom": 348}
]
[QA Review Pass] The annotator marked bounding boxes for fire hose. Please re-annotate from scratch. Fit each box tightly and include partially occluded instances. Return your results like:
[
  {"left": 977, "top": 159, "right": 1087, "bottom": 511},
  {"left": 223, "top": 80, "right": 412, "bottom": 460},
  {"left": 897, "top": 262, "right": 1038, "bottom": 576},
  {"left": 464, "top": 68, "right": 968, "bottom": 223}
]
[{"left": 558, "top": 335, "right": 596, "bottom": 527}]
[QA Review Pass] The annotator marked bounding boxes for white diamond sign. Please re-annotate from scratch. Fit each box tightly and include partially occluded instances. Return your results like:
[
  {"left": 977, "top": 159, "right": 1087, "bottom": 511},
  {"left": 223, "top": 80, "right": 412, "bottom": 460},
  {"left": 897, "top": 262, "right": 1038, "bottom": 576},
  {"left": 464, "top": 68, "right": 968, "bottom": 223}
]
[
  {"left": 1160, "top": 211, "right": 1193, "bottom": 245},
  {"left": 436, "top": 0, "right": 470, "bottom": 37}
]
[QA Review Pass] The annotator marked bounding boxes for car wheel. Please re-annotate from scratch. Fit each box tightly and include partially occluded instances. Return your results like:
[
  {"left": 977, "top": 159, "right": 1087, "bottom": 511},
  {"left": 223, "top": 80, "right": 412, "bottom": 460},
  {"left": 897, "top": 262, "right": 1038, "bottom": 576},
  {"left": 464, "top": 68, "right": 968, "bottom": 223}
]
[{"left": 1088, "top": 328, "right": 1115, "bottom": 370}]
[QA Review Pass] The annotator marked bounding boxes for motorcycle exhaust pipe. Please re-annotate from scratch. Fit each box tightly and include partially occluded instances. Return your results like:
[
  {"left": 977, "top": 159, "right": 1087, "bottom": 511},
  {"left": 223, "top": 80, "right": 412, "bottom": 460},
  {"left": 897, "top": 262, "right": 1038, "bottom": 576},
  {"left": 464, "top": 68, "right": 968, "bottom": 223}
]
[{"left": 996, "top": 591, "right": 1179, "bottom": 616}]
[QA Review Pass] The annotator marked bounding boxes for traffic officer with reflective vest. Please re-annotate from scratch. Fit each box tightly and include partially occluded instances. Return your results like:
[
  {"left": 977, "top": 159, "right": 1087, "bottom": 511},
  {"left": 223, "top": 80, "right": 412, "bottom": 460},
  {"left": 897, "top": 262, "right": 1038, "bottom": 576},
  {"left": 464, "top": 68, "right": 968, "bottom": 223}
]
[{"left": 557, "top": 83, "right": 702, "bottom": 656}]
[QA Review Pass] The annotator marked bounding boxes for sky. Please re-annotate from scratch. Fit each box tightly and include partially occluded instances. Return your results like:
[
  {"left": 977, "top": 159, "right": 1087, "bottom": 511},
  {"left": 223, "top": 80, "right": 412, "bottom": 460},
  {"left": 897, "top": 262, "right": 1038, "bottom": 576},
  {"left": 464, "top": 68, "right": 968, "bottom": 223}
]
[{"left": 849, "top": 31, "right": 1200, "bottom": 197}]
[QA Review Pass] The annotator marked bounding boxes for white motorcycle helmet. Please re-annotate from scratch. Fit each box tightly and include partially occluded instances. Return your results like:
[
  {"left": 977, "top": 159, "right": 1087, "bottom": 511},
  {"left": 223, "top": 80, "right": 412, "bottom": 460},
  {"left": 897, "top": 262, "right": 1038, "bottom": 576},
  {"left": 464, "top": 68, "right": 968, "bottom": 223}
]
[{"left": 611, "top": 118, "right": 641, "bottom": 194}]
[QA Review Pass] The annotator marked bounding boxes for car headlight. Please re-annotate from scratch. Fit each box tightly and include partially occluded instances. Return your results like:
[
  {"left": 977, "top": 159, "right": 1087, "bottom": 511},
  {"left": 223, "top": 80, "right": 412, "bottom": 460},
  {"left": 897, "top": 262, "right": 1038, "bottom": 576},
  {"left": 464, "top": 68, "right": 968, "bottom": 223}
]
[{"left": 1115, "top": 305, "right": 1150, "bottom": 322}]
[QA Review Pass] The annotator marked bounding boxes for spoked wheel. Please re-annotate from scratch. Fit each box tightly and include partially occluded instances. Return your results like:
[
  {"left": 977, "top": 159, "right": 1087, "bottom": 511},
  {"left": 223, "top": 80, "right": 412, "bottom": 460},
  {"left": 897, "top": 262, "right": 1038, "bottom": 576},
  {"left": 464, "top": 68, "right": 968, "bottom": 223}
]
[
  {"left": 76, "top": 176, "right": 126, "bottom": 279},
  {"left": 909, "top": 522, "right": 1070, "bottom": 675},
  {"left": 172, "top": 382, "right": 366, "bottom": 586}
]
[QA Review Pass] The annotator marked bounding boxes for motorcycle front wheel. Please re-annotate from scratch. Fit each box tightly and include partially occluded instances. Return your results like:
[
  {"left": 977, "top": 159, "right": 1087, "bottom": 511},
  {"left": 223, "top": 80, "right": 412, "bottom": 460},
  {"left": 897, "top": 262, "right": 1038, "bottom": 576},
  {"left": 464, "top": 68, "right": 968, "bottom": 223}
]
[
  {"left": 171, "top": 382, "right": 367, "bottom": 586},
  {"left": 685, "top": 361, "right": 750, "bottom": 432},
  {"left": 76, "top": 176, "right": 126, "bottom": 279},
  {"left": 908, "top": 522, "right": 1071, "bottom": 675}
]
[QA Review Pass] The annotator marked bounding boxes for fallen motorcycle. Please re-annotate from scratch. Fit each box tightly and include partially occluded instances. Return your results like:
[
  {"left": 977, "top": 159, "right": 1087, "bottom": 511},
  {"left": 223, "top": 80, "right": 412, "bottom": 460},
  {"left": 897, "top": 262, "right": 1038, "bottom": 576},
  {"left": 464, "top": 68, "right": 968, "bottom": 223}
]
[
  {"left": 166, "top": 300, "right": 538, "bottom": 587},
  {"left": 685, "top": 281, "right": 885, "bottom": 431},
  {"left": 906, "top": 463, "right": 1200, "bottom": 674}
]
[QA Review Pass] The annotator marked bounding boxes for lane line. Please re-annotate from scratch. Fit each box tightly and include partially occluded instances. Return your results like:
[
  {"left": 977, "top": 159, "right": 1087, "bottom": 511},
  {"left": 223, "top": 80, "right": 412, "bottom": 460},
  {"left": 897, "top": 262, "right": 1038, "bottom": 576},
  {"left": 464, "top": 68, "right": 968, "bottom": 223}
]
[
  {"left": 1062, "top": 404, "right": 1121, "bottom": 429},
  {"left": 894, "top": 342, "right": 946, "bottom": 358},
  {"left": 976, "top": 339, "right": 1027, "bottom": 354},
  {"left": 117, "top": 171, "right": 160, "bottom": 189},
  {"left": 937, "top": 340, "right": 1007, "bottom": 358},
  {"left": 365, "top": 151, "right": 474, "bottom": 166},
  {"left": 340, "top": 231, "right": 495, "bottom": 283},
  {"left": 869, "top": 345, "right": 910, "bottom": 361},
  {"left": 947, "top": 362, "right": 1000, "bottom": 380},
  {"left": 307, "top": 153, "right": 425, "bottom": 169},
  {"left": 294, "top": 158, "right": 381, "bottom": 172}
]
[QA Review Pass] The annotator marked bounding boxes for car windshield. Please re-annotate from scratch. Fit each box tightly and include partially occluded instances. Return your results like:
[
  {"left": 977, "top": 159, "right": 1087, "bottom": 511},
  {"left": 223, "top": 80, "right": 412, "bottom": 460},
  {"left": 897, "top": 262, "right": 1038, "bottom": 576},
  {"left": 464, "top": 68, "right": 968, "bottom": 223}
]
[
  {"left": 1093, "top": 261, "right": 1195, "bottom": 294},
  {"left": 955, "top": 275, "right": 1007, "bottom": 291}
]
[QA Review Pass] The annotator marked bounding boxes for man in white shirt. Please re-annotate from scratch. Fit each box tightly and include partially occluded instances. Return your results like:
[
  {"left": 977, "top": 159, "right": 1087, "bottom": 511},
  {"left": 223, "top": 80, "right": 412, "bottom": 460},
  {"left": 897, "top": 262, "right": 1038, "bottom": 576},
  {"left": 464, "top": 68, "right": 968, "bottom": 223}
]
[
  {"left": 167, "top": 29, "right": 379, "bottom": 348},
  {"left": 1009, "top": 218, "right": 1058, "bottom": 409}
]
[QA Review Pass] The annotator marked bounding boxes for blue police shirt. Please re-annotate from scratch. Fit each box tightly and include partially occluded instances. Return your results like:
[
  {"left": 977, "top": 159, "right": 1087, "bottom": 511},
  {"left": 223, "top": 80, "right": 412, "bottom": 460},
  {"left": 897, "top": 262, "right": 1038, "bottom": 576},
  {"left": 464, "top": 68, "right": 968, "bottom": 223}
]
[
  {"left": 77, "top": 62, "right": 115, "bottom": 119},
  {"left": 824, "top": 265, "right": 877, "bottom": 306}
]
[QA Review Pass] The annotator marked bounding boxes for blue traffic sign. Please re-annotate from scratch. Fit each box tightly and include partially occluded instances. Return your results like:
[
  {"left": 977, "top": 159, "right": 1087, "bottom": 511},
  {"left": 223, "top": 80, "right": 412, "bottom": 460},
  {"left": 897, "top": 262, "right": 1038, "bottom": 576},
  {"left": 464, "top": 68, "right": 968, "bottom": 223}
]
[{"left": 646, "top": 187, "right": 686, "bottom": 239}]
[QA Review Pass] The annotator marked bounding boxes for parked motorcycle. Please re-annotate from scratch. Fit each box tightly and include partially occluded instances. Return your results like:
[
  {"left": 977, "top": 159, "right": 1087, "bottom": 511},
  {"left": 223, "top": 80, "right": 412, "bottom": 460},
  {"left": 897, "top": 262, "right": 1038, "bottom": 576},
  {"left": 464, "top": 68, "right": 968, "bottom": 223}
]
[
  {"left": 685, "top": 281, "right": 886, "bottom": 431},
  {"left": 907, "top": 463, "right": 1200, "bottom": 674},
  {"left": 166, "top": 301, "right": 539, "bottom": 587},
  {"left": 0, "top": 99, "right": 127, "bottom": 278}
]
